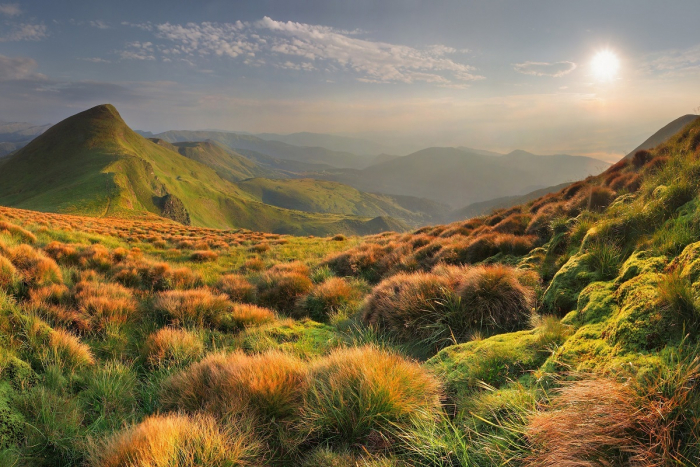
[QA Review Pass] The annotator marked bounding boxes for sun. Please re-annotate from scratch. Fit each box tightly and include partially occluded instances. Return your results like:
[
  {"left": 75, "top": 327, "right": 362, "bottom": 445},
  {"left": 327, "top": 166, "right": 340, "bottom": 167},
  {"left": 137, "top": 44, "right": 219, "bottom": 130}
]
[{"left": 591, "top": 49, "right": 620, "bottom": 82}]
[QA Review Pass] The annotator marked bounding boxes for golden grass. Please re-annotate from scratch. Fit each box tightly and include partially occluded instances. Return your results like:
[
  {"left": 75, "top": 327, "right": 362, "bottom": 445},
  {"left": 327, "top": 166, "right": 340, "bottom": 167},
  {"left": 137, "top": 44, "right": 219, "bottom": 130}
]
[
  {"left": 153, "top": 288, "right": 232, "bottom": 328},
  {"left": 216, "top": 273, "right": 256, "bottom": 303},
  {"left": 143, "top": 327, "right": 204, "bottom": 368},
  {"left": 89, "top": 413, "right": 259, "bottom": 467},
  {"left": 161, "top": 350, "right": 309, "bottom": 421}
]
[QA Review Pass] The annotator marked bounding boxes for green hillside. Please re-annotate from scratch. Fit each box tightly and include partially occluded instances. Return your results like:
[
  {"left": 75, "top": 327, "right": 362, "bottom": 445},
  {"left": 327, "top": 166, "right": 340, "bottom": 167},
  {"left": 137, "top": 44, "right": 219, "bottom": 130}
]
[
  {"left": 238, "top": 177, "right": 448, "bottom": 226},
  {"left": 0, "top": 105, "right": 406, "bottom": 236},
  {"left": 149, "top": 139, "right": 286, "bottom": 182}
]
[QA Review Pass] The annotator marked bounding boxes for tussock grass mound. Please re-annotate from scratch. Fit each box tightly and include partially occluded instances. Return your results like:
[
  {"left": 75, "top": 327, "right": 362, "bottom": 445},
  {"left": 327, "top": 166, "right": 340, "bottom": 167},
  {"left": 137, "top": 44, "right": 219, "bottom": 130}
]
[
  {"left": 89, "top": 413, "right": 259, "bottom": 467},
  {"left": 304, "top": 346, "right": 442, "bottom": 449},
  {"left": 363, "top": 265, "right": 536, "bottom": 349},
  {"left": 257, "top": 270, "right": 313, "bottom": 314},
  {"left": 161, "top": 350, "right": 309, "bottom": 421},
  {"left": 143, "top": 327, "right": 204, "bottom": 368},
  {"left": 295, "top": 277, "right": 362, "bottom": 322},
  {"left": 153, "top": 288, "right": 232, "bottom": 328},
  {"left": 216, "top": 273, "right": 256, "bottom": 303}
]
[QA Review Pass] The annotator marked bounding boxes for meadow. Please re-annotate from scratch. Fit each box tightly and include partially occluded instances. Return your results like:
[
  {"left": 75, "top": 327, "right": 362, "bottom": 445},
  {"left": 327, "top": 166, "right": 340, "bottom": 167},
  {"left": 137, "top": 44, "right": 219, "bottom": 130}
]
[{"left": 1, "top": 117, "right": 700, "bottom": 466}]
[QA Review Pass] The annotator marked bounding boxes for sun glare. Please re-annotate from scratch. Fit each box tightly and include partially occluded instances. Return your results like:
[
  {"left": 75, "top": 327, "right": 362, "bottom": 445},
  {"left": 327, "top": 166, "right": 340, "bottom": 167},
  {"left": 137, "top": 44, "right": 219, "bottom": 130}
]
[{"left": 591, "top": 49, "right": 620, "bottom": 82}]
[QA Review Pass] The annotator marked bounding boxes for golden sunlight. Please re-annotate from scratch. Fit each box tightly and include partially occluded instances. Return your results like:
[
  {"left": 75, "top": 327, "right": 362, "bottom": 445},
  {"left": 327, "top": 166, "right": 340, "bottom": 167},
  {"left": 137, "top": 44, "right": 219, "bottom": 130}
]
[{"left": 591, "top": 49, "right": 620, "bottom": 82}]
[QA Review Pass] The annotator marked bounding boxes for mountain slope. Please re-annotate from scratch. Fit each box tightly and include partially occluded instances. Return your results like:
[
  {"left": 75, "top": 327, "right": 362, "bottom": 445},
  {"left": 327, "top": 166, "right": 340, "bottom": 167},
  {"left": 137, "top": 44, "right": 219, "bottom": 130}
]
[
  {"left": 314, "top": 147, "right": 609, "bottom": 208},
  {"left": 238, "top": 177, "right": 448, "bottom": 226},
  {"left": 0, "top": 104, "right": 407, "bottom": 235},
  {"left": 149, "top": 139, "right": 287, "bottom": 182},
  {"left": 254, "top": 131, "right": 388, "bottom": 156},
  {"left": 624, "top": 114, "right": 699, "bottom": 159},
  {"left": 152, "top": 130, "right": 376, "bottom": 169}
]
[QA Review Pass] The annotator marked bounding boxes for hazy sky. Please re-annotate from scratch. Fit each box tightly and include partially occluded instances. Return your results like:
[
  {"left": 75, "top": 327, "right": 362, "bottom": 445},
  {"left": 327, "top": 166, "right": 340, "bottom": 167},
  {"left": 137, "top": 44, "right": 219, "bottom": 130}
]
[{"left": 1, "top": 0, "right": 699, "bottom": 160}]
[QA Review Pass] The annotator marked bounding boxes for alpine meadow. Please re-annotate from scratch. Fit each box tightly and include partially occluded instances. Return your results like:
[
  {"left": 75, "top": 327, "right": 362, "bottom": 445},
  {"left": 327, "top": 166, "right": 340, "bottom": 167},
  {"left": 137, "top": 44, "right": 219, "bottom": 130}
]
[{"left": 1, "top": 1, "right": 700, "bottom": 466}]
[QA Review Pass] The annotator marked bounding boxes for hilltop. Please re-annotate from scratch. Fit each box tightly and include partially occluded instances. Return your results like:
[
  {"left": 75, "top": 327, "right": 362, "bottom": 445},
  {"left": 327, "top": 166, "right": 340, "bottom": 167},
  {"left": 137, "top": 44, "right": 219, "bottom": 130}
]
[{"left": 0, "top": 105, "right": 406, "bottom": 236}]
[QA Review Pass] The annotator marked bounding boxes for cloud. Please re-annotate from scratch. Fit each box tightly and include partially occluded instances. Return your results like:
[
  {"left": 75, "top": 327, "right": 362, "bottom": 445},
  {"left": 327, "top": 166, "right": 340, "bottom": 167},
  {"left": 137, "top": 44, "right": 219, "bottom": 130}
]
[
  {"left": 0, "top": 54, "right": 38, "bottom": 80},
  {"left": 120, "top": 17, "right": 482, "bottom": 85},
  {"left": 120, "top": 41, "right": 155, "bottom": 60},
  {"left": 514, "top": 61, "right": 577, "bottom": 77},
  {"left": 79, "top": 57, "right": 110, "bottom": 63},
  {"left": 0, "top": 23, "right": 48, "bottom": 42},
  {"left": 0, "top": 3, "right": 20, "bottom": 16},
  {"left": 89, "top": 20, "right": 110, "bottom": 30},
  {"left": 643, "top": 43, "right": 700, "bottom": 76}
]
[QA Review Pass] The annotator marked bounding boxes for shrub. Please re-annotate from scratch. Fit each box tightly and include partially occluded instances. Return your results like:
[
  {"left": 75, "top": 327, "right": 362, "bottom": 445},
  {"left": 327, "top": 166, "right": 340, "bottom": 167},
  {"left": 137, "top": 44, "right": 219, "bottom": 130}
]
[
  {"left": 161, "top": 351, "right": 309, "bottom": 421},
  {"left": 190, "top": 250, "right": 218, "bottom": 262},
  {"left": 257, "top": 271, "right": 313, "bottom": 314},
  {"left": 304, "top": 346, "right": 442, "bottom": 449},
  {"left": 526, "top": 378, "right": 648, "bottom": 466},
  {"left": 143, "top": 327, "right": 204, "bottom": 368},
  {"left": 296, "top": 277, "right": 360, "bottom": 322},
  {"left": 216, "top": 273, "right": 256, "bottom": 303},
  {"left": 89, "top": 413, "right": 259, "bottom": 467},
  {"left": 632, "top": 149, "right": 653, "bottom": 168},
  {"left": 331, "top": 234, "right": 347, "bottom": 241},
  {"left": 153, "top": 288, "right": 232, "bottom": 328}
]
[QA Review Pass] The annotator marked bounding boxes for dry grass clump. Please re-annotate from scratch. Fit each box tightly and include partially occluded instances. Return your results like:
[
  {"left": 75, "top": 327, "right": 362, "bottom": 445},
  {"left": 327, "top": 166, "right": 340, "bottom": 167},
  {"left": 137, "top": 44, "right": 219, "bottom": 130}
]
[
  {"left": 0, "top": 254, "right": 21, "bottom": 292},
  {"left": 74, "top": 280, "right": 137, "bottom": 332},
  {"left": 143, "top": 327, "right": 204, "bottom": 368},
  {"left": 49, "top": 328, "right": 96, "bottom": 369},
  {"left": 89, "top": 413, "right": 259, "bottom": 467},
  {"left": 223, "top": 303, "right": 276, "bottom": 330},
  {"left": 295, "top": 277, "right": 361, "bottom": 322},
  {"left": 29, "top": 283, "right": 70, "bottom": 305},
  {"left": 322, "top": 243, "right": 394, "bottom": 282},
  {"left": 257, "top": 270, "right": 313, "bottom": 314},
  {"left": 242, "top": 257, "right": 265, "bottom": 272},
  {"left": 189, "top": 250, "right": 218, "bottom": 262},
  {"left": 249, "top": 242, "right": 271, "bottom": 253},
  {"left": 331, "top": 234, "right": 347, "bottom": 241},
  {"left": 363, "top": 272, "right": 452, "bottom": 342},
  {"left": 153, "top": 288, "right": 232, "bottom": 329},
  {"left": 304, "top": 346, "right": 442, "bottom": 448},
  {"left": 526, "top": 378, "right": 648, "bottom": 467},
  {"left": 363, "top": 265, "right": 536, "bottom": 346},
  {"left": 455, "top": 264, "right": 535, "bottom": 333},
  {"left": 168, "top": 267, "right": 204, "bottom": 290},
  {"left": 268, "top": 261, "right": 311, "bottom": 277},
  {"left": 492, "top": 213, "right": 530, "bottom": 235},
  {"left": 161, "top": 350, "right": 309, "bottom": 421},
  {"left": 7, "top": 244, "right": 63, "bottom": 287},
  {"left": 216, "top": 274, "right": 256, "bottom": 303},
  {"left": 0, "top": 220, "right": 37, "bottom": 243}
]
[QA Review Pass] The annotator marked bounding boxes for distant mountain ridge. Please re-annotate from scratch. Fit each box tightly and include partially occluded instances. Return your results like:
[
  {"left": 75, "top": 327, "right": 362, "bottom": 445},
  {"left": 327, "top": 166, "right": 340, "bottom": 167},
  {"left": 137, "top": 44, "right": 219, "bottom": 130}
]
[{"left": 311, "top": 147, "right": 610, "bottom": 208}]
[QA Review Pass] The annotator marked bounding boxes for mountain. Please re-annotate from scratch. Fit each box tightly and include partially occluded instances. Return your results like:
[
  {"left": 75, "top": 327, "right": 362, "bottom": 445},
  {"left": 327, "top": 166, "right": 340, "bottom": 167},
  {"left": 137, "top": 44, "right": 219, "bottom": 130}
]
[
  {"left": 624, "top": 114, "right": 699, "bottom": 159},
  {"left": 151, "top": 130, "right": 376, "bottom": 169},
  {"left": 254, "top": 131, "right": 389, "bottom": 156},
  {"left": 312, "top": 147, "right": 610, "bottom": 208},
  {"left": 447, "top": 182, "right": 573, "bottom": 222},
  {"left": 149, "top": 139, "right": 287, "bottom": 182},
  {"left": 0, "top": 121, "right": 52, "bottom": 157},
  {"left": 0, "top": 104, "right": 407, "bottom": 236},
  {"left": 237, "top": 178, "right": 448, "bottom": 226}
]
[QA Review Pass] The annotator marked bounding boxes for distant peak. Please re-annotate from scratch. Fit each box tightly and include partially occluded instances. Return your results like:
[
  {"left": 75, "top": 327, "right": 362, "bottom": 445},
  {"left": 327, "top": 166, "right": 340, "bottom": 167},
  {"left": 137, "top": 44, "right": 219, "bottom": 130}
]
[{"left": 506, "top": 149, "right": 535, "bottom": 157}]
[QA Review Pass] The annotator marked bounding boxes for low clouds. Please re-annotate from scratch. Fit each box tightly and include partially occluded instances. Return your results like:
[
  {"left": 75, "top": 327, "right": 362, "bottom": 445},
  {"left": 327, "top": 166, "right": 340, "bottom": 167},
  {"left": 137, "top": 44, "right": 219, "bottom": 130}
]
[
  {"left": 514, "top": 61, "right": 577, "bottom": 77},
  {"left": 0, "top": 22, "right": 47, "bottom": 41},
  {"left": 0, "top": 54, "right": 38, "bottom": 80},
  {"left": 0, "top": 3, "right": 20, "bottom": 16},
  {"left": 120, "top": 42, "right": 156, "bottom": 61},
  {"left": 121, "top": 17, "right": 481, "bottom": 85},
  {"left": 643, "top": 43, "right": 700, "bottom": 76}
]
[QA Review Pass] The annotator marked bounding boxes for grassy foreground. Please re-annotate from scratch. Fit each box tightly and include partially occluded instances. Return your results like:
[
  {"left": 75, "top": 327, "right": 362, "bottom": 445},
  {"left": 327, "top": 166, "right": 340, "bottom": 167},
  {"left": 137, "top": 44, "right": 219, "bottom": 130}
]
[{"left": 1, "top": 118, "right": 700, "bottom": 465}]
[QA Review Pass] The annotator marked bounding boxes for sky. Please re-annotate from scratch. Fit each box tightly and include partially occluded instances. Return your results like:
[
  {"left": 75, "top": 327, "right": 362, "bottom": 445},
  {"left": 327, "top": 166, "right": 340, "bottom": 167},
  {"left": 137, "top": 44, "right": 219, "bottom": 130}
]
[{"left": 0, "top": 0, "right": 699, "bottom": 160}]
